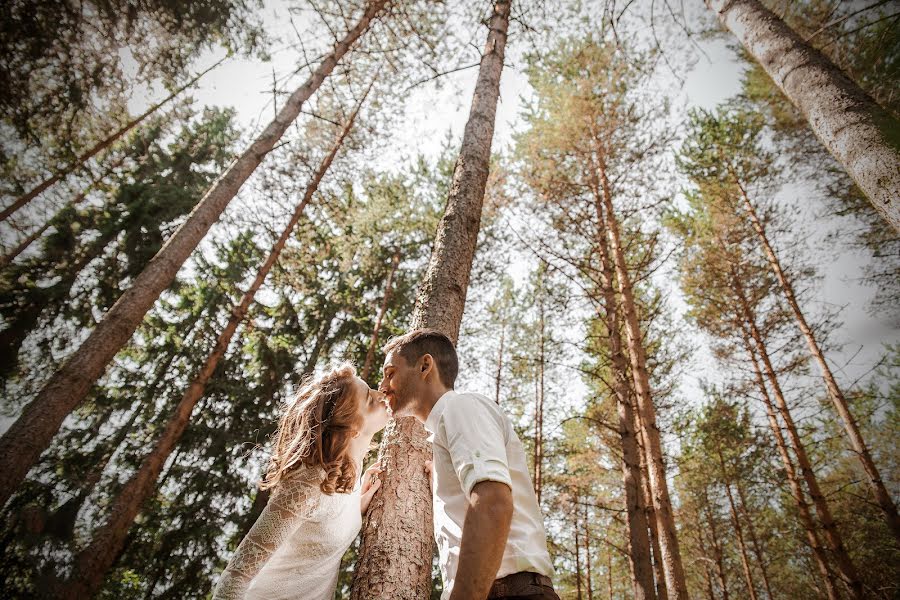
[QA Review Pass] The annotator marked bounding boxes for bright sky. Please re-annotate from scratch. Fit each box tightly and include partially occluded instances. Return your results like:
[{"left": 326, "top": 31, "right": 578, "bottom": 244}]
[{"left": 122, "top": 0, "right": 897, "bottom": 423}]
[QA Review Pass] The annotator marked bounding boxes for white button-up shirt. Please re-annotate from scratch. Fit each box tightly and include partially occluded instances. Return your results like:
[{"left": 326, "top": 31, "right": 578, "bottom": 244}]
[{"left": 424, "top": 390, "right": 554, "bottom": 598}]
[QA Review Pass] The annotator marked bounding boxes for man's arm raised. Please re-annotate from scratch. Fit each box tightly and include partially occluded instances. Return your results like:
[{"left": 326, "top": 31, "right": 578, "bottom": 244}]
[{"left": 449, "top": 480, "right": 513, "bottom": 600}]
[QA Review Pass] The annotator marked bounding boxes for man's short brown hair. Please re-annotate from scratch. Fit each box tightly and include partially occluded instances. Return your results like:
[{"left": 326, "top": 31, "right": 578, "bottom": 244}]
[{"left": 383, "top": 329, "right": 458, "bottom": 388}]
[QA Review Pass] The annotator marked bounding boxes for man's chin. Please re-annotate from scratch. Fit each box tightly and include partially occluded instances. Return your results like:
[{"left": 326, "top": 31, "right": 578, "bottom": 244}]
[{"left": 388, "top": 398, "right": 418, "bottom": 421}]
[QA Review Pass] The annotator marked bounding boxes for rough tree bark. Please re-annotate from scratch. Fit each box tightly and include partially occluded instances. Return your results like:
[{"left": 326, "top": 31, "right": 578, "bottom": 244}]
[
  {"left": 705, "top": 0, "right": 900, "bottom": 231},
  {"left": 351, "top": 2, "right": 510, "bottom": 597},
  {"left": 737, "top": 182, "right": 900, "bottom": 541},
  {"left": 592, "top": 188, "right": 656, "bottom": 600},
  {"left": 0, "top": 57, "right": 226, "bottom": 223},
  {"left": 0, "top": 1, "right": 388, "bottom": 510},
  {"left": 595, "top": 152, "right": 688, "bottom": 599},
  {"left": 48, "top": 94, "right": 367, "bottom": 600},
  {"left": 730, "top": 268, "right": 863, "bottom": 599},
  {"left": 361, "top": 250, "right": 401, "bottom": 381}
]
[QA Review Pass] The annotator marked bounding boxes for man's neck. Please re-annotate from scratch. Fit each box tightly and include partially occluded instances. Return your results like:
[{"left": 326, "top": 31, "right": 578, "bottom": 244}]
[{"left": 414, "top": 385, "right": 452, "bottom": 422}]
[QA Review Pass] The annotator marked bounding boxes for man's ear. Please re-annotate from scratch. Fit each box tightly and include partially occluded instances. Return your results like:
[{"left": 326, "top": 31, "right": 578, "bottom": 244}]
[{"left": 420, "top": 354, "right": 434, "bottom": 380}]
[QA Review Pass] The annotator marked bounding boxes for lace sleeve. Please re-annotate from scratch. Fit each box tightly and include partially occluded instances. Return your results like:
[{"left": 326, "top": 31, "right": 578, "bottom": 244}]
[{"left": 212, "top": 467, "right": 323, "bottom": 599}]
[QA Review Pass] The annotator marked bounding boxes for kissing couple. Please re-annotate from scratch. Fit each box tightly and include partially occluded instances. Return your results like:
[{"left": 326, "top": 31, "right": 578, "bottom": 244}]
[{"left": 213, "top": 329, "right": 560, "bottom": 600}]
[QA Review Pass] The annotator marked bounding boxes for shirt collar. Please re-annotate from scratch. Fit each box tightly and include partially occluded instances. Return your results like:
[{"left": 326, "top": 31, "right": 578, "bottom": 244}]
[{"left": 424, "top": 389, "right": 457, "bottom": 437}]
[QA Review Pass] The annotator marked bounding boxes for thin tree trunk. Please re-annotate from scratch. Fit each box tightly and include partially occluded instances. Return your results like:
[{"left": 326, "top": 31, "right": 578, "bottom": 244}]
[
  {"left": 584, "top": 502, "right": 594, "bottom": 600},
  {"left": 0, "top": 58, "right": 226, "bottom": 223},
  {"left": 361, "top": 250, "right": 400, "bottom": 381},
  {"left": 0, "top": 154, "right": 127, "bottom": 269},
  {"left": 715, "top": 450, "right": 758, "bottom": 600},
  {"left": 700, "top": 488, "right": 730, "bottom": 600},
  {"left": 0, "top": 226, "right": 117, "bottom": 376},
  {"left": 737, "top": 181, "right": 900, "bottom": 540},
  {"left": 607, "top": 543, "right": 614, "bottom": 600},
  {"left": 738, "top": 324, "right": 840, "bottom": 600},
  {"left": 635, "top": 410, "right": 669, "bottom": 600},
  {"left": 52, "top": 96, "right": 366, "bottom": 599},
  {"left": 595, "top": 153, "right": 688, "bottom": 599},
  {"left": 706, "top": 0, "right": 900, "bottom": 231},
  {"left": 730, "top": 269, "right": 863, "bottom": 599},
  {"left": 351, "top": 3, "right": 509, "bottom": 596},
  {"left": 592, "top": 184, "right": 656, "bottom": 600},
  {"left": 576, "top": 496, "right": 584, "bottom": 600},
  {"left": 0, "top": 2, "right": 387, "bottom": 510},
  {"left": 494, "top": 312, "right": 505, "bottom": 404},
  {"left": 534, "top": 290, "right": 545, "bottom": 503},
  {"left": 734, "top": 478, "right": 775, "bottom": 600}
]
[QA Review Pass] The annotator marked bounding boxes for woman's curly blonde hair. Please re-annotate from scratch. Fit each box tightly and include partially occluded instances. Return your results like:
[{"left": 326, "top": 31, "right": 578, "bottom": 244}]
[{"left": 261, "top": 362, "right": 363, "bottom": 494}]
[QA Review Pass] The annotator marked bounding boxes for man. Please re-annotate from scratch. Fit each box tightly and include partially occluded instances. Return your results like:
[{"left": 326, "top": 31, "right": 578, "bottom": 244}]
[{"left": 379, "top": 329, "right": 559, "bottom": 600}]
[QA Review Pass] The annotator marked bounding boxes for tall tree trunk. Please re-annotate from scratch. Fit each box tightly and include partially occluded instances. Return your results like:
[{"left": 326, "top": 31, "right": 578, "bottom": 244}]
[
  {"left": 494, "top": 311, "right": 505, "bottom": 404},
  {"left": 0, "top": 58, "right": 226, "bottom": 223},
  {"left": 737, "top": 322, "right": 840, "bottom": 600},
  {"left": 592, "top": 184, "right": 656, "bottom": 600},
  {"left": 635, "top": 409, "right": 669, "bottom": 600},
  {"left": 595, "top": 153, "right": 688, "bottom": 599},
  {"left": 706, "top": 0, "right": 900, "bottom": 231},
  {"left": 0, "top": 2, "right": 388, "bottom": 510},
  {"left": 51, "top": 97, "right": 366, "bottom": 599},
  {"left": 730, "top": 269, "right": 863, "bottom": 599},
  {"left": 575, "top": 496, "right": 584, "bottom": 600},
  {"left": 715, "top": 450, "right": 758, "bottom": 600},
  {"left": 584, "top": 502, "right": 594, "bottom": 600},
  {"left": 351, "top": 3, "right": 509, "bottom": 596},
  {"left": 534, "top": 289, "right": 545, "bottom": 503},
  {"left": 734, "top": 478, "right": 775, "bottom": 600},
  {"left": 736, "top": 181, "right": 900, "bottom": 540},
  {"left": 361, "top": 250, "right": 400, "bottom": 381},
  {"left": 700, "top": 488, "right": 730, "bottom": 600}
]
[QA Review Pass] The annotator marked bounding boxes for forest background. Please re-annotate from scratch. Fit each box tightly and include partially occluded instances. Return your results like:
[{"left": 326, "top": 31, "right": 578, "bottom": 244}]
[{"left": 0, "top": 0, "right": 897, "bottom": 598}]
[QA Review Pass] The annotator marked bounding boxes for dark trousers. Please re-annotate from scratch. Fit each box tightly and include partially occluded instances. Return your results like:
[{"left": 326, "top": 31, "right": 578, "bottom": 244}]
[{"left": 486, "top": 571, "right": 561, "bottom": 600}]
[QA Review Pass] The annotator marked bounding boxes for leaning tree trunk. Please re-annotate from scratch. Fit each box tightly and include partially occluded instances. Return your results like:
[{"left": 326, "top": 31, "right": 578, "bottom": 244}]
[
  {"left": 705, "top": 0, "right": 900, "bottom": 231},
  {"left": 738, "top": 324, "right": 840, "bottom": 600},
  {"left": 0, "top": 153, "right": 128, "bottom": 269},
  {"left": 730, "top": 269, "right": 863, "bottom": 599},
  {"left": 595, "top": 152, "right": 688, "bottom": 599},
  {"left": 635, "top": 409, "right": 669, "bottom": 600},
  {"left": 592, "top": 186, "right": 656, "bottom": 600},
  {"left": 0, "top": 57, "right": 226, "bottom": 223},
  {"left": 47, "top": 97, "right": 367, "bottom": 600},
  {"left": 361, "top": 250, "right": 400, "bottom": 381},
  {"left": 0, "top": 1, "right": 388, "bottom": 511},
  {"left": 350, "top": 2, "right": 510, "bottom": 597},
  {"left": 734, "top": 478, "right": 775, "bottom": 600},
  {"left": 736, "top": 181, "right": 900, "bottom": 541}
]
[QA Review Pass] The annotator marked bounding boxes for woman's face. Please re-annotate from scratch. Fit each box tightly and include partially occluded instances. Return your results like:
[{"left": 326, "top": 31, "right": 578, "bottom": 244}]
[{"left": 353, "top": 376, "right": 390, "bottom": 436}]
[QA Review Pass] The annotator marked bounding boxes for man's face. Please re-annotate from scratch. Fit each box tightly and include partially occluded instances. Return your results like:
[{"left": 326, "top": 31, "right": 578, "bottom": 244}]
[{"left": 379, "top": 350, "right": 418, "bottom": 417}]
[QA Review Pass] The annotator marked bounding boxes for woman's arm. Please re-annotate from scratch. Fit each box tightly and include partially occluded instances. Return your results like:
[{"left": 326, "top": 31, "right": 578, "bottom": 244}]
[{"left": 212, "top": 468, "right": 321, "bottom": 599}]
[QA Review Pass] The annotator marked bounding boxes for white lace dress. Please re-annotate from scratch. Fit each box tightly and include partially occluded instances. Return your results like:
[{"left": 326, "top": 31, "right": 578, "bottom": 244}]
[{"left": 212, "top": 464, "right": 362, "bottom": 600}]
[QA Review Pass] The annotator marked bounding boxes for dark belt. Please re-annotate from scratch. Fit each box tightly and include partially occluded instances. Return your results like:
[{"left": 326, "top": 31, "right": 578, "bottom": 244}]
[{"left": 488, "top": 571, "right": 555, "bottom": 598}]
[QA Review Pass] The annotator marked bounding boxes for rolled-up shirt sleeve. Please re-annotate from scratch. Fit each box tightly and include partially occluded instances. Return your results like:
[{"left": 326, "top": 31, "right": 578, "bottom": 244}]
[{"left": 437, "top": 393, "right": 512, "bottom": 499}]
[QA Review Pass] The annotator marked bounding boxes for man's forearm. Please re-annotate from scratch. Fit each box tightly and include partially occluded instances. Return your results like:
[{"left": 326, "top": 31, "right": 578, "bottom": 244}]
[{"left": 450, "top": 482, "right": 513, "bottom": 600}]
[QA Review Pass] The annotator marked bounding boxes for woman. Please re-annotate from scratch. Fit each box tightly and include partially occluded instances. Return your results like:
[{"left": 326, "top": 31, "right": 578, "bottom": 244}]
[{"left": 213, "top": 362, "right": 390, "bottom": 599}]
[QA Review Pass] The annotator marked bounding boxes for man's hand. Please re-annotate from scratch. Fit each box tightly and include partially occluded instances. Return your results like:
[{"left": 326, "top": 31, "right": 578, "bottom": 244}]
[
  {"left": 449, "top": 480, "right": 513, "bottom": 600},
  {"left": 360, "top": 460, "right": 383, "bottom": 515}
]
